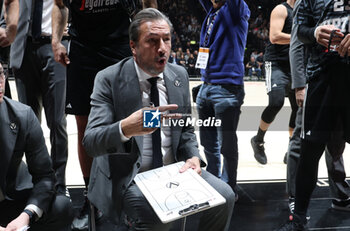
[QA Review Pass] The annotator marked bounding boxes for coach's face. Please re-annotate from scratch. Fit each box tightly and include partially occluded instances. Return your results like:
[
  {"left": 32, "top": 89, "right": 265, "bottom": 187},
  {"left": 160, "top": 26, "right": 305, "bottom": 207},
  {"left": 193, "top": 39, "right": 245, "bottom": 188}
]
[
  {"left": 0, "top": 64, "right": 5, "bottom": 104},
  {"left": 130, "top": 19, "right": 171, "bottom": 76}
]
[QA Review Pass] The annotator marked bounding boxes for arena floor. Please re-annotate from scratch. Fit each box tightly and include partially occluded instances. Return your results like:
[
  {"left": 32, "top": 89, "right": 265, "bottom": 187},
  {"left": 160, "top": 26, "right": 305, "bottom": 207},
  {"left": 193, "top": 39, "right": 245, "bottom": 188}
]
[
  {"left": 24, "top": 80, "right": 346, "bottom": 186},
  {"left": 9, "top": 80, "right": 350, "bottom": 230}
]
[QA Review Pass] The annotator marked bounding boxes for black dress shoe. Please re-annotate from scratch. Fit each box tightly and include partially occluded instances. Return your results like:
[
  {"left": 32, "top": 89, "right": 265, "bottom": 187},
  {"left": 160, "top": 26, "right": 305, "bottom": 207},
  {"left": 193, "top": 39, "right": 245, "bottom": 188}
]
[
  {"left": 71, "top": 192, "right": 89, "bottom": 231},
  {"left": 71, "top": 214, "right": 88, "bottom": 231}
]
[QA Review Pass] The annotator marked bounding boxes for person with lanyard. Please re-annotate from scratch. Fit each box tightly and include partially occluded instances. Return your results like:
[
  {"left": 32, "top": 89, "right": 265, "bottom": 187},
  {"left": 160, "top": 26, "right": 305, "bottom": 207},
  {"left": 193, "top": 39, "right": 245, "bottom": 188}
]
[
  {"left": 250, "top": 0, "right": 298, "bottom": 166},
  {"left": 195, "top": 0, "right": 250, "bottom": 200},
  {"left": 276, "top": 0, "right": 350, "bottom": 230}
]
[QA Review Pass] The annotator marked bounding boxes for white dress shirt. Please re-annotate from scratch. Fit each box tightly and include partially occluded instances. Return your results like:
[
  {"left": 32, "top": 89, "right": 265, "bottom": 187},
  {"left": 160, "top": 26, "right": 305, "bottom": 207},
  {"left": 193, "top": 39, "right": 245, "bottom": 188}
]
[
  {"left": 41, "top": 0, "right": 54, "bottom": 36},
  {"left": 119, "top": 61, "right": 175, "bottom": 172}
]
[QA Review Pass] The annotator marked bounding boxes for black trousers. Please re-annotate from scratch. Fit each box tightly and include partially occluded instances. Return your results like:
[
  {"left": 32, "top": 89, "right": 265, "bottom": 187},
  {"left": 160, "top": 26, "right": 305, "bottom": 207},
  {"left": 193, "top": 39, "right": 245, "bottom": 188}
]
[
  {"left": 13, "top": 39, "right": 68, "bottom": 186},
  {"left": 293, "top": 62, "right": 350, "bottom": 217},
  {"left": 295, "top": 102, "right": 349, "bottom": 217},
  {"left": 0, "top": 194, "right": 74, "bottom": 231},
  {"left": 287, "top": 107, "right": 349, "bottom": 200}
]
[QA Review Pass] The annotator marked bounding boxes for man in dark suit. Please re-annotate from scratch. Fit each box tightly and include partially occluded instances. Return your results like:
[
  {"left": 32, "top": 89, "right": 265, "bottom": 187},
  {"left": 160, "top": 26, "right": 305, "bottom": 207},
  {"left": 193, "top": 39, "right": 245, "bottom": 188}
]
[
  {"left": 83, "top": 8, "right": 235, "bottom": 231},
  {"left": 0, "top": 63, "right": 73, "bottom": 231},
  {"left": 8, "top": 0, "right": 69, "bottom": 192}
]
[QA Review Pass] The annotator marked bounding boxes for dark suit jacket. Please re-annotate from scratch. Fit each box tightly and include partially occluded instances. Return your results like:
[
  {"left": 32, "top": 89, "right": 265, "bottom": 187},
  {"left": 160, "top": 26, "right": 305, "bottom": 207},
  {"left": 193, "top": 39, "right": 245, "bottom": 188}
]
[
  {"left": 0, "top": 97, "right": 55, "bottom": 213},
  {"left": 83, "top": 57, "right": 204, "bottom": 224},
  {"left": 9, "top": 0, "right": 31, "bottom": 69}
]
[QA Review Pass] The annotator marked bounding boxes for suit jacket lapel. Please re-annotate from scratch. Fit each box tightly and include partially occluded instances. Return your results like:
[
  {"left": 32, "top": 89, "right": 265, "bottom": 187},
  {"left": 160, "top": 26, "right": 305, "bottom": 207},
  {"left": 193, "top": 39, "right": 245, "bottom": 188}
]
[
  {"left": 163, "top": 65, "right": 184, "bottom": 158},
  {"left": 163, "top": 65, "right": 183, "bottom": 107},
  {"left": 118, "top": 58, "right": 144, "bottom": 152}
]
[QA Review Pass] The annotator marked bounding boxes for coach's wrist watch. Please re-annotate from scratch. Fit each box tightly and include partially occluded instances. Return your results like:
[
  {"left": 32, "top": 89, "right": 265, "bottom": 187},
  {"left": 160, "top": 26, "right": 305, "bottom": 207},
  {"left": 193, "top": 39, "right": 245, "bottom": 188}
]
[{"left": 23, "top": 209, "right": 37, "bottom": 225}]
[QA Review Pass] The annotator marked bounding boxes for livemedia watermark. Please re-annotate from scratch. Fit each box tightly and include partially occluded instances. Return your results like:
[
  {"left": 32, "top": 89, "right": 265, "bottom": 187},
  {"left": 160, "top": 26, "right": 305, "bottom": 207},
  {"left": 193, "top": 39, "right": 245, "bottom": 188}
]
[
  {"left": 143, "top": 109, "right": 221, "bottom": 128},
  {"left": 143, "top": 106, "right": 296, "bottom": 131}
]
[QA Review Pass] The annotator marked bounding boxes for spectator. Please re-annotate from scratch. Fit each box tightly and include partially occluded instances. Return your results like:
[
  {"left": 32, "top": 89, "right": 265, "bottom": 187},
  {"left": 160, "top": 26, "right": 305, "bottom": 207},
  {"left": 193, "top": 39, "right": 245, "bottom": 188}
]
[
  {"left": 246, "top": 56, "right": 262, "bottom": 79},
  {"left": 256, "top": 51, "right": 265, "bottom": 78},
  {"left": 250, "top": 50, "right": 259, "bottom": 59},
  {"left": 179, "top": 53, "right": 187, "bottom": 68},
  {"left": 168, "top": 51, "right": 178, "bottom": 64},
  {"left": 184, "top": 48, "right": 191, "bottom": 62},
  {"left": 196, "top": 0, "right": 250, "bottom": 201},
  {"left": 187, "top": 53, "right": 196, "bottom": 76}
]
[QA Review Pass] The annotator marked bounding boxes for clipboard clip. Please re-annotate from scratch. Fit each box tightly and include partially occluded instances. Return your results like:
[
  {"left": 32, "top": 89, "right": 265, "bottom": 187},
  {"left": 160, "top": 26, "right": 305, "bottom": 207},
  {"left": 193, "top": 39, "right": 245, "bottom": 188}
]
[{"left": 178, "top": 202, "right": 210, "bottom": 216}]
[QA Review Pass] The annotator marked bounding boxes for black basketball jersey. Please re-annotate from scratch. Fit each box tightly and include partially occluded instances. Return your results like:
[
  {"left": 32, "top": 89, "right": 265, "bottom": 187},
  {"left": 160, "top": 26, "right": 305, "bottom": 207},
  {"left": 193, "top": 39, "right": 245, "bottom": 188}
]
[
  {"left": 317, "top": 0, "right": 350, "bottom": 53},
  {"left": 264, "top": 2, "right": 294, "bottom": 62},
  {"left": 301, "top": 0, "right": 350, "bottom": 80},
  {"left": 69, "top": 0, "right": 131, "bottom": 46}
]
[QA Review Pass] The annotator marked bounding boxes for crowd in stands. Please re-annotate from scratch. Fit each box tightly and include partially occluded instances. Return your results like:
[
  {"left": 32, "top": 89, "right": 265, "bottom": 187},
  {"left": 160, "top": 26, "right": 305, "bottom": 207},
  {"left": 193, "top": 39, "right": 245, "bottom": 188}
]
[
  {"left": 159, "top": 0, "right": 202, "bottom": 77},
  {"left": 2, "top": 0, "right": 283, "bottom": 80},
  {"left": 159, "top": 0, "right": 284, "bottom": 79}
]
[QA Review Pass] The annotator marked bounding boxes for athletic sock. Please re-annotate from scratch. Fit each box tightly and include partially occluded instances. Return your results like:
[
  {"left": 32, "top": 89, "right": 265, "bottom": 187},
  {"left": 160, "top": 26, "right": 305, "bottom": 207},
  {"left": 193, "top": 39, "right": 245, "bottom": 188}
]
[{"left": 256, "top": 127, "right": 266, "bottom": 142}]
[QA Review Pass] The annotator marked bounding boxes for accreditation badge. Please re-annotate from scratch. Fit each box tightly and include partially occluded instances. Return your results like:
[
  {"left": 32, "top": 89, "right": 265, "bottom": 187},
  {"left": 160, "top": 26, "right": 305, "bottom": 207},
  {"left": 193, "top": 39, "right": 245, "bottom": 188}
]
[{"left": 195, "top": 47, "right": 210, "bottom": 69}]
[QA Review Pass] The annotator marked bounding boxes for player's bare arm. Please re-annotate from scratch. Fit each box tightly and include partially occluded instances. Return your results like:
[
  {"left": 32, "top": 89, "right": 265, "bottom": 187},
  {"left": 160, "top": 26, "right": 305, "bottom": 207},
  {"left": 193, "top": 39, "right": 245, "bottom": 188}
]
[
  {"left": 269, "top": 4, "right": 291, "bottom": 44},
  {"left": 51, "top": 0, "right": 69, "bottom": 66}
]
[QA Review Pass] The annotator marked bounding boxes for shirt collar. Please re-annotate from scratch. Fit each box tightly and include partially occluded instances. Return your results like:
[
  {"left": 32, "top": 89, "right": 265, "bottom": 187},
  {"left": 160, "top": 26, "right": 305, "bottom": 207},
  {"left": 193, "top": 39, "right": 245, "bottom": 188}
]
[{"left": 133, "top": 60, "right": 164, "bottom": 82}]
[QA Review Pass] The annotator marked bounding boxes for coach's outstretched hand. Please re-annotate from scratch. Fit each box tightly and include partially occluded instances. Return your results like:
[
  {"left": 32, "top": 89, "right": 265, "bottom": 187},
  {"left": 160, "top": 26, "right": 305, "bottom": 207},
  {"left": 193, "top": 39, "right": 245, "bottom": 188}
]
[{"left": 121, "top": 104, "right": 179, "bottom": 138}]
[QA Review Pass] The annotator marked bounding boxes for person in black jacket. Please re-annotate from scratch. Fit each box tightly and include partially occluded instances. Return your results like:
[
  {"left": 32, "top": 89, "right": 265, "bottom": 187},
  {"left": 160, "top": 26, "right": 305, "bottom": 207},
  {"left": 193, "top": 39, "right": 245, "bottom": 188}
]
[
  {"left": 276, "top": 0, "right": 350, "bottom": 230},
  {"left": 0, "top": 63, "right": 73, "bottom": 231},
  {"left": 286, "top": 0, "right": 350, "bottom": 217}
]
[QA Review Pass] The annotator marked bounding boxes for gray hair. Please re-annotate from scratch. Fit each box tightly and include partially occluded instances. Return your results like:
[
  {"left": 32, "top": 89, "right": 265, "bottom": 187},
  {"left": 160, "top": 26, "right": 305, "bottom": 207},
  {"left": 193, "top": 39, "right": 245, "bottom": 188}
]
[{"left": 129, "top": 8, "right": 173, "bottom": 43}]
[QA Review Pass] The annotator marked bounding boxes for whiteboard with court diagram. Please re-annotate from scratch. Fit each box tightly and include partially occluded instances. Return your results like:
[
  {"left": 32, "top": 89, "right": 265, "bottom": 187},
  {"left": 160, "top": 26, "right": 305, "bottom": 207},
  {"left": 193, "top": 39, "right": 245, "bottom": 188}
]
[{"left": 134, "top": 162, "right": 226, "bottom": 223}]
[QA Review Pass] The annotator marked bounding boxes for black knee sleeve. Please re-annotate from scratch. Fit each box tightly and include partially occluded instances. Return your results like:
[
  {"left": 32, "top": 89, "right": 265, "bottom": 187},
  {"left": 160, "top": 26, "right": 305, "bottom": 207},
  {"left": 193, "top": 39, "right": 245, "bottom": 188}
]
[{"left": 261, "top": 89, "right": 285, "bottom": 123}]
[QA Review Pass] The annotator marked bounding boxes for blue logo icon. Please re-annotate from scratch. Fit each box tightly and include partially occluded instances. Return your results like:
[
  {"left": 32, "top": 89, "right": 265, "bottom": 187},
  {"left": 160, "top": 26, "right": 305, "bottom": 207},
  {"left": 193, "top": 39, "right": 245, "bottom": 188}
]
[{"left": 143, "top": 109, "right": 161, "bottom": 128}]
